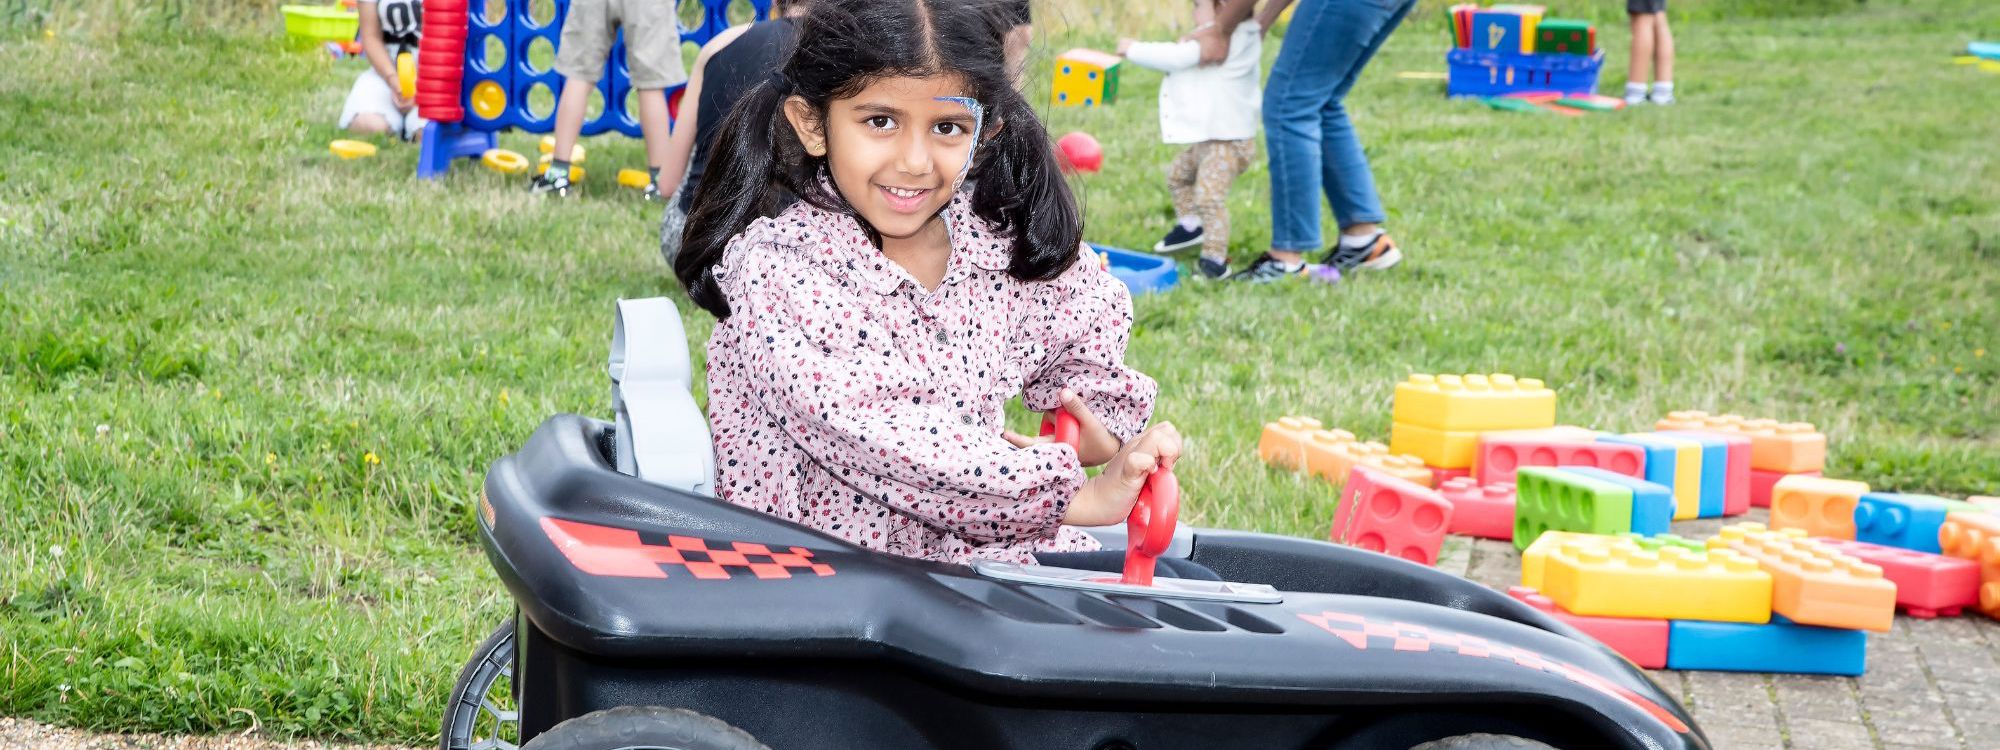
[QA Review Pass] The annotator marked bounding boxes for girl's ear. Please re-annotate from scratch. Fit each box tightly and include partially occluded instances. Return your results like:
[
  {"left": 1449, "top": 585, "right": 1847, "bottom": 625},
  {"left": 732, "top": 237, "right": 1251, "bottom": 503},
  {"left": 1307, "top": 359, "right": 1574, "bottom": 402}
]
[{"left": 782, "top": 95, "right": 827, "bottom": 157}]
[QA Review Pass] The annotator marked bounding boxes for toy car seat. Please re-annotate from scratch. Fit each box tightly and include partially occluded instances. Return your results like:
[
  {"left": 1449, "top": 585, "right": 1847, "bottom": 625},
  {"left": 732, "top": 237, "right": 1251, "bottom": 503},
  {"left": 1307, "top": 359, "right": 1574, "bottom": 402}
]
[{"left": 607, "top": 298, "right": 715, "bottom": 495}]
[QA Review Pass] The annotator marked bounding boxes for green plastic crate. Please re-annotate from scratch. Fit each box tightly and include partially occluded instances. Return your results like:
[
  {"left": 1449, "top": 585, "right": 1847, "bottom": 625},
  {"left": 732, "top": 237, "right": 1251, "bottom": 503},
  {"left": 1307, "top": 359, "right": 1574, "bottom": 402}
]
[
  {"left": 1514, "top": 467, "right": 1633, "bottom": 550},
  {"left": 281, "top": 5, "right": 359, "bottom": 49}
]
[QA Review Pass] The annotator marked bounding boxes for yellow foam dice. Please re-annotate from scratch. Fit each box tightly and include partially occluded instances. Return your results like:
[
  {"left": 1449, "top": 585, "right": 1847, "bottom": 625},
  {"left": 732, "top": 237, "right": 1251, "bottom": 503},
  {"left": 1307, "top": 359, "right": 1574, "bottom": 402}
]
[
  {"left": 1391, "top": 373, "right": 1556, "bottom": 431},
  {"left": 1051, "top": 48, "right": 1121, "bottom": 108},
  {"left": 1257, "top": 416, "right": 1324, "bottom": 472},
  {"left": 1520, "top": 530, "right": 1616, "bottom": 591},
  {"left": 1543, "top": 538, "right": 1773, "bottom": 622}
]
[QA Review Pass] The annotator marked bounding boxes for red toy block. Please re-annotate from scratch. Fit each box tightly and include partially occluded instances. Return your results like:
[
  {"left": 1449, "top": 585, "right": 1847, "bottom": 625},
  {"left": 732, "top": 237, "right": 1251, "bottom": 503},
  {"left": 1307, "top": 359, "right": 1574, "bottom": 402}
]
[
  {"left": 1661, "top": 430, "right": 1752, "bottom": 516},
  {"left": 1332, "top": 465, "right": 1453, "bottom": 566},
  {"left": 1439, "top": 477, "right": 1517, "bottom": 540},
  {"left": 1750, "top": 468, "right": 1818, "bottom": 508},
  {"left": 1507, "top": 586, "right": 1669, "bottom": 669},
  {"left": 1429, "top": 465, "right": 1471, "bottom": 487},
  {"left": 1476, "top": 432, "right": 1644, "bottom": 486},
  {"left": 1817, "top": 537, "right": 1980, "bottom": 618}
]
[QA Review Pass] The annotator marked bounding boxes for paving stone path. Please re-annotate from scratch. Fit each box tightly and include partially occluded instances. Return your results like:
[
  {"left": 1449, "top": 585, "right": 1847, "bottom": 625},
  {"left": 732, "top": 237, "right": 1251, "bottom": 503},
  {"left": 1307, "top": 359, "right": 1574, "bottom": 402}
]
[{"left": 1437, "top": 507, "right": 2000, "bottom": 749}]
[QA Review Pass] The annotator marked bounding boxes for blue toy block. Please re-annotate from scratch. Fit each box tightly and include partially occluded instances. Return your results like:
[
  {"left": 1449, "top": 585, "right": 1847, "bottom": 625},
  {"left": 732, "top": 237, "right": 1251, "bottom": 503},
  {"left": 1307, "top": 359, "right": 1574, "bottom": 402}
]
[
  {"left": 1469, "top": 11, "right": 1528, "bottom": 54},
  {"left": 1667, "top": 615, "right": 1866, "bottom": 676},
  {"left": 1657, "top": 431, "right": 1727, "bottom": 518},
  {"left": 1089, "top": 244, "right": 1180, "bottom": 295},
  {"left": 1557, "top": 467, "right": 1673, "bottom": 537},
  {"left": 1854, "top": 492, "right": 1954, "bottom": 554},
  {"left": 1597, "top": 434, "right": 1677, "bottom": 498},
  {"left": 1446, "top": 48, "right": 1602, "bottom": 99}
]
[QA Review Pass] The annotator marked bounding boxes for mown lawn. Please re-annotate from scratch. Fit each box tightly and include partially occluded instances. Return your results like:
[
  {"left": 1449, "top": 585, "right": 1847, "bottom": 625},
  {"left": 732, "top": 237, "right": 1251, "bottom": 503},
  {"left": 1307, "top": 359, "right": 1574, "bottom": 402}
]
[{"left": 2, "top": 0, "right": 1997, "bottom": 743}]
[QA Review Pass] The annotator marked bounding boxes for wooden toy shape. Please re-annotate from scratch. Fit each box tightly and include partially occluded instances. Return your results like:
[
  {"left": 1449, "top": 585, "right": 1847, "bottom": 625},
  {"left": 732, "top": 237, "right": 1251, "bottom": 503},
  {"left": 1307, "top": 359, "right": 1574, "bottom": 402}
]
[
  {"left": 1817, "top": 537, "right": 1980, "bottom": 618},
  {"left": 1769, "top": 475, "right": 1871, "bottom": 539},
  {"left": 1331, "top": 465, "right": 1453, "bottom": 565},
  {"left": 1542, "top": 537, "right": 1772, "bottom": 623},
  {"left": 1438, "top": 477, "right": 1517, "bottom": 540},
  {"left": 1507, "top": 586, "right": 1667, "bottom": 669},
  {"left": 1711, "top": 523, "right": 1896, "bottom": 632}
]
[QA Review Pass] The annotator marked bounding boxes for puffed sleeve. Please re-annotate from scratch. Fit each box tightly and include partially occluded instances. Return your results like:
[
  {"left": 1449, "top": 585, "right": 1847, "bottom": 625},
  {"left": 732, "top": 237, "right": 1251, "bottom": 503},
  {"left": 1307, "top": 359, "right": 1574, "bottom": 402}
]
[
  {"left": 1019, "top": 249, "right": 1159, "bottom": 442},
  {"left": 716, "top": 243, "right": 1086, "bottom": 544}
]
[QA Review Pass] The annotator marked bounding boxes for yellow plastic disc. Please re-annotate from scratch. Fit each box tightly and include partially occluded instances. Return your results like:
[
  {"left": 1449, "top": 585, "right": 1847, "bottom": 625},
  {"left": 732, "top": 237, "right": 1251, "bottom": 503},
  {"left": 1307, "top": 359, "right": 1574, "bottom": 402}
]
[
  {"left": 538, "top": 152, "right": 584, "bottom": 181},
  {"left": 537, "top": 135, "right": 585, "bottom": 163},
  {"left": 396, "top": 51, "right": 417, "bottom": 99},
  {"left": 470, "top": 80, "right": 508, "bottom": 120},
  {"left": 481, "top": 148, "right": 530, "bottom": 175},
  {"left": 617, "top": 168, "right": 651, "bottom": 189},
  {"left": 1982, "top": 60, "right": 2000, "bottom": 73},
  {"left": 329, "top": 139, "right": 378, "bottom": 159},
  {"left": 1953, "top": 55, "right": 1979, "bottom": 65}
]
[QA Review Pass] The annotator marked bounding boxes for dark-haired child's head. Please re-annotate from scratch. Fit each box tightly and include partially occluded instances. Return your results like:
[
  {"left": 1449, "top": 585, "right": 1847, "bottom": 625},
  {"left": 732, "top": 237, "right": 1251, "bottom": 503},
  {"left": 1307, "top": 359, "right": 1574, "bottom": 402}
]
[{"left": 677, "top": 0, "right": 1082, "bottom": 319}]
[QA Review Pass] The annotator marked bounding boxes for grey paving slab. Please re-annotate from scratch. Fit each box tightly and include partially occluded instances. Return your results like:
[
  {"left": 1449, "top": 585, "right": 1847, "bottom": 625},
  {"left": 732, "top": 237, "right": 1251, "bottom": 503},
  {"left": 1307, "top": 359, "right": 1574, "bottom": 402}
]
[
  {"left": 1781, "top": 718, "right": 1876, "bottom": 750},
  {"left": 1698, "top": 721, "right": 1785, "bottom": 750}
]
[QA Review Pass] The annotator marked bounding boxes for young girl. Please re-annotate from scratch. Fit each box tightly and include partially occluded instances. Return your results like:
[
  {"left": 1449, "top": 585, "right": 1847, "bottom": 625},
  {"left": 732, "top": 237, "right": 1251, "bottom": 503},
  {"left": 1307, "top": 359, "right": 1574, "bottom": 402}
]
[
  {"left": 338, "top": 0, "right": 427, "bottom": 140},
  {"left": 675, "top": 0, "right": 1198, "bottom": 576}
]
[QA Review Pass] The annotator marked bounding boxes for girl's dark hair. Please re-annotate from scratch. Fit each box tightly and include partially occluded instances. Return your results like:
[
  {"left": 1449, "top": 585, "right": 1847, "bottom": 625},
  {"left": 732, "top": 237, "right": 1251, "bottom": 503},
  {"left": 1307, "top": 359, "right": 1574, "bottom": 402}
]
[{"left": 675, "top": 0, "right": 1083, "bottom": 319}]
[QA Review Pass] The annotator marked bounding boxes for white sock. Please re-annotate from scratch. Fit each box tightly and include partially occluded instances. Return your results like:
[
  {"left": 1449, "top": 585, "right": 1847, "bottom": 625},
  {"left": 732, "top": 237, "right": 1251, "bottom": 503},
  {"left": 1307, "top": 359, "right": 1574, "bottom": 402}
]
[
  {"left": 1652, "top": 81, "right": 1675, "bottom": 97},
  {"left": 1338, "top": 231, "right": 1382, "bottom": 249},
  {"left": 1625, "top": 82, "right": 1647, "bottom": 100},
  {"left": 1176, "top": 215, "right": 1203, "bottom": 231}
]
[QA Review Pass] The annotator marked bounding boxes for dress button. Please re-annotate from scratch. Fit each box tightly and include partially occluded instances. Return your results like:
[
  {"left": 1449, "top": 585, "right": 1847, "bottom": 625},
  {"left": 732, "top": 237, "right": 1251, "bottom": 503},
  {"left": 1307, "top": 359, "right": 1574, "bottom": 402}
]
[
  {"left": 959, "top": 414, "right": 974, "bottom": 425},
  {"left": 935, "top": 329, "right": 949, "bottom": 345}
]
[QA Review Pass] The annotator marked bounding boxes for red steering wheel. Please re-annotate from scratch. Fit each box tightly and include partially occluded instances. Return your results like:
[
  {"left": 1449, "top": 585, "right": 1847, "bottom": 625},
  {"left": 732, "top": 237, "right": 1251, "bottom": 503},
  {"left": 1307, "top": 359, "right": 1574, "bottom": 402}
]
[{"left": 1040, "top": 410, "right": 1180, "bottom": 586}]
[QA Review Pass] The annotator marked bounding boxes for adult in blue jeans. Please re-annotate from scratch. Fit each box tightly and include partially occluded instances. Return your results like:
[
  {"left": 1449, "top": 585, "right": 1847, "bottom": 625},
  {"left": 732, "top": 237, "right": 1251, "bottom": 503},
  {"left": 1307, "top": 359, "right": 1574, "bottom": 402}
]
[{"left": 1192, "top": 0, "right": 1414, "bottom": 282}]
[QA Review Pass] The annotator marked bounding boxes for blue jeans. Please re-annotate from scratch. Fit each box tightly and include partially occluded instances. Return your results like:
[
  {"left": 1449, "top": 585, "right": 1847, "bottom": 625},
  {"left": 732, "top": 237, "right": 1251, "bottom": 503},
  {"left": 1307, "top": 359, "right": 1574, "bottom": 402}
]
[{"left": 1264, "top": 0, "right": 1416, "bottom": 251}]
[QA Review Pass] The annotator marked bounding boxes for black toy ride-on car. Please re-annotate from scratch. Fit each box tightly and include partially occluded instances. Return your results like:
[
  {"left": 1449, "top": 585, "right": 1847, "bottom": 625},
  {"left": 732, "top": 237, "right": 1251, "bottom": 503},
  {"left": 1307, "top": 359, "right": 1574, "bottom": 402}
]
[{"left": 438, "top": 301, "right": 1707, "bottom": 750}]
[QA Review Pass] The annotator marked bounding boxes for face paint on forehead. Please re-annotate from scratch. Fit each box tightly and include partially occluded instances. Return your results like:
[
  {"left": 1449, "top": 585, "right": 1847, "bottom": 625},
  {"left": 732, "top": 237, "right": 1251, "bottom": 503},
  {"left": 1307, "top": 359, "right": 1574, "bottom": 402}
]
[{"left": 933, "top": 96, "right": 984, "bottom": 191}]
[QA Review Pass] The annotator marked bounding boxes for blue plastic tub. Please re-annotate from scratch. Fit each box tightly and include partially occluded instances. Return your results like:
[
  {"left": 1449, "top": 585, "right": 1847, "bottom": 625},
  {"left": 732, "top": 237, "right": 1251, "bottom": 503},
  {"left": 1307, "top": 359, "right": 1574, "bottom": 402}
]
[
  {"left": 1088, "top": 244, "right": 1179, "bottom": 295},
  {"left": 1446, "top": 48, "right": 1604, "bottom": 98}
]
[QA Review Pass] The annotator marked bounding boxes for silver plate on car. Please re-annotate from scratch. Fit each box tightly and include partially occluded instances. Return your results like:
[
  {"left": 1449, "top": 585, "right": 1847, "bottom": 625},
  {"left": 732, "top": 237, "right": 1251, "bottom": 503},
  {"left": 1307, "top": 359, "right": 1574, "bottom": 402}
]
[{"left": 971, "top": 560, "right": 1284, "bottom": 604}]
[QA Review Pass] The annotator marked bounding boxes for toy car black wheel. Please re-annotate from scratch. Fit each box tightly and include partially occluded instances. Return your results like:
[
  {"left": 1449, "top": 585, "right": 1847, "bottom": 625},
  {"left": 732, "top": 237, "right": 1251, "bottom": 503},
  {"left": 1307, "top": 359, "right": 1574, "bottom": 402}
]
[
  {"left": 520, "top": 706, "right": 770, "bottom": 750},
  {"left": 1410, "top": 734, "right": 1559, "bottom": 750},
  {"left": 441, "top": 618, "right": 519, "bottom": 750}
]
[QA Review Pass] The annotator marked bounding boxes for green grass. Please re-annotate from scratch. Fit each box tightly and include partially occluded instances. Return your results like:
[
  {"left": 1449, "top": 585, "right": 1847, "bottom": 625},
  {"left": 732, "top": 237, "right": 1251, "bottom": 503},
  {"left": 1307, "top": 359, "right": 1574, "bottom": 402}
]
[{"left": 3, "top": 0, "right": 1998, "bottom": 744}]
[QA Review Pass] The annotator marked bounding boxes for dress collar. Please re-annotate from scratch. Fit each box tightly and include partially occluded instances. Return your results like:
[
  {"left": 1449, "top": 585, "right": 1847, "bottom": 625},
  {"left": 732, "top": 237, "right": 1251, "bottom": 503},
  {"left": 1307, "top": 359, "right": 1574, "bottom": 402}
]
[{"left": 786, "top": 190, "right": 1012, "bottom": 295}]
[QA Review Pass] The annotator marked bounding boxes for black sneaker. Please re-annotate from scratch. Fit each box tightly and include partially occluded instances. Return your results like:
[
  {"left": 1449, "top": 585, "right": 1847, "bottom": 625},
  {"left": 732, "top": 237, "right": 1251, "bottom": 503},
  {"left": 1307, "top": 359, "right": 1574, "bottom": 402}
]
[
  {"left": 641, "top": 181, "right": 663, "bottom": 202},
  {"left": 1152, "top": 224, "right": 1204, "bottom": 253},
  {"left": 529, "top": 171, "right": 572, "bottom": 197},
  {"left": 1196, "top": 256, "right": 1232, "bottom": 280},
  {"left": 1322, "top": 232, "right": 1403, "bottom": 271},
  {"left": 1233, "top": 253, "right": 1307, "bottom": 284}
]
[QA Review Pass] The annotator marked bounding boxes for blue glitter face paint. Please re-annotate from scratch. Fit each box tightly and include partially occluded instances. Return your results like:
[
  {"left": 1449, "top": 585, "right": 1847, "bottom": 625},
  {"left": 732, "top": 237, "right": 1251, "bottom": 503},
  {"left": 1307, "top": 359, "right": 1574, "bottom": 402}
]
[{"left": 934, "top": 96, "right": 984, "bottom": 190}]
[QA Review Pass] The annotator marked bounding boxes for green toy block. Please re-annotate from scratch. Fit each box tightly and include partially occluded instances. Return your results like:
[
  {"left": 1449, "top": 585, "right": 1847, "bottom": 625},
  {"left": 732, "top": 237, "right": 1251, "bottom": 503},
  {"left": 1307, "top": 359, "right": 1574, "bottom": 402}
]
[
  {"left": 1534, "top": 18, "right": 1593, "bottom": 55},
  {"left": 1483, "top": 97, "right": 1547, "bottom": 113},
  {"left": 1622, "top": 532, "right": 1706, "bottom": 552},
  {"left": 1514, "top": 467, "right": 1634, "bottom": 550}
]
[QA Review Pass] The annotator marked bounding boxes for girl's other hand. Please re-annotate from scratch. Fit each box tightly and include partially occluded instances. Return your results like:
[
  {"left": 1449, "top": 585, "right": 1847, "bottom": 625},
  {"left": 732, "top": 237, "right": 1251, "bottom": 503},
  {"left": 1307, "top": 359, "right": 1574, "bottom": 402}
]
[
  {"left": 1116, "top": 38, "right": 1136, "bottom": 56},
  {"left": 999, "top": 388, "right": 1120, "bottom": 467},
  {"left": 1062, "top": 422, "right": 1183, "bottom": 527}
]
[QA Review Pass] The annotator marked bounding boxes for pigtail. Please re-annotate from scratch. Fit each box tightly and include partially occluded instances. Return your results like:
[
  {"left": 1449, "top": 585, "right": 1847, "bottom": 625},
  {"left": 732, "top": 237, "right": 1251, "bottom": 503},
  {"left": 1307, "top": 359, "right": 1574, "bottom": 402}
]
[
  {"left": 972, "top": 95, "right": 1085, "bottom": 282},
  {"left": 675, "top": 75, "right": 802, "bottom": 320}
]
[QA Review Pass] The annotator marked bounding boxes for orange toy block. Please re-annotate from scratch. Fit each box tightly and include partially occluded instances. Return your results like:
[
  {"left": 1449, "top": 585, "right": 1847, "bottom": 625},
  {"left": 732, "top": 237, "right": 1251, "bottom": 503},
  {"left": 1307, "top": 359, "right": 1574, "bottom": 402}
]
[
  {"left": 1769, "top": 475, "right": 1870, "bottom": 539},
  {"left": 1711, "top": 523, "right": 1896, "bottom": 632},
  {"left": 1258, "top": 416, "right": 1324, "bottom": 471},
  {"left": 1939, "top": 512, "right": 2000, "bottom": 618},
  {"left": 1392, "top": 373, "right": 1556, "bottom": 431},
  {"left": 1656, "top": 411, "right": 1826, "bottom": 473},
  {"left": 1301, "top": 429, "right": 1433, "bottom": 488}
]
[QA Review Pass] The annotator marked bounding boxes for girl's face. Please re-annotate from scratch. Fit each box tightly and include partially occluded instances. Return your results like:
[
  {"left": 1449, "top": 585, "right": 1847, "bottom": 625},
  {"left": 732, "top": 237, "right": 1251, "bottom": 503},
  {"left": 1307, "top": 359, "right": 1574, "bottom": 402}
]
[{"left": 787, "top": 74, "right": 984, "bottom": 251}]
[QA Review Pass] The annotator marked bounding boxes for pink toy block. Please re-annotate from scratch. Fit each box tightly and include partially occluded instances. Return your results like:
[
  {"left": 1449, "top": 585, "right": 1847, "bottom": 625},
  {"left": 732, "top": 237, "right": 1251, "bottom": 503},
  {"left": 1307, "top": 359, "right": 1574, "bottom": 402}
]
[
  {"left": 1429, "top": 465, "right": 1471, "bottom": 487},
  {"left": 1332, "top": 465, "right": 1453, "bottom": 566},
  {"left": 1750, "top": 468, "right": 1819, "bottom": 508},
  {"left": 1661, "top": 430, "right": 1751, "bottom": 516},
  {"left": 1439, "top": 477, "right": 1517, "bottom": 540},
  {"left": 1476, "top": 432, "right": 1644, "bottom": 486},
  {"left": 1507, "top": 586, "right": 1669, "bottom": 669},
  {"left": 1817, "top": 537, "right": 1981, "bottom": 618}
]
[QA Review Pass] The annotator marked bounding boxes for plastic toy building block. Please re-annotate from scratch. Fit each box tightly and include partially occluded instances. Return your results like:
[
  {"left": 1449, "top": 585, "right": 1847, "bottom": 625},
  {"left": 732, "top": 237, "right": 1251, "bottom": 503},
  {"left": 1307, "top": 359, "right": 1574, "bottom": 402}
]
[
  {"left": 1389, "top": 421, "right": 1481, "bottom": 469},
  {"left": 1391, "top": 374, "right": 1556, "bottom": 432},
  {"left": 1428, "top": 465, "right": 1471, "bottom": 487},
  {"left": 1520, "top": 530, "right": 1611, "bottom": 590},
  {"left": 1660, "top": 430, "right": 1751, "bottom": 516},
  {"left": 1656, "top": 411, "right": 1827, "bottom": 474},
  {"left": 1470, "top": 8, "right": 1542, "bottom": 55},
  {"left": 1711, "top": 523, "right": 1895, "bottom": 632},
  {"left": 1817, "top": 537, "right": 1980, "bottom": 618},
  {"left": 1438, "top": 477, "right": 1517, "bottom": 540},
  {"left": 1513, "top": 467, "right": 1634, "bottom": 551},
  {"left": 1939, "top": 511, "right": 2000, "bottom": 574},
  {"left": 1751, "top": 468, "right": 1817, "bottom": 508},
  {"left": 1598, "top": 434, "right": 1697, "bottom": 521},
  {"left": 1558, "top": 467, "right": 1673, "bottom": 537},
  {"left": 1654, "top": 431, "right": 1728, "bottom": 518},
  {"left": 1970, "top": 496, "right": 2000, "bottom": 510},
  {"left": 1258, "top": 416, "right": 1323, "bottom": 471},
  {"left": 1854, "top": 493, "right": 1955, "bottom": 554},
  {"left": 1541, "top": 536, "right": 1772, "bottom": 622},
  {"left": 1533, "top": 18, "right": 1593, "bottom": 55},
  {"left": 1666, "top": 616, "right": 1866, "bottom": 676},
  {"left": 1507, "top": 587, "right": 1667, "bottom": 669},
  {"left": 1331, "top": 465, "right": 1453, "bottom": 565},
  {"left": 1303, "top": 430, "right": 1434, "bottom": 488},
  {"left": 1476, "top": 431, "right": 1643, "bottom": 486},
  {"left": 1052, "top": 48, "right": 1121, "bottom": 107},
  {"left": 1769, "top": 475, "right": 1871, "bottom": 539},
  {"left": 1624, "top": 532, "right": 1705, "bottom": 553}
]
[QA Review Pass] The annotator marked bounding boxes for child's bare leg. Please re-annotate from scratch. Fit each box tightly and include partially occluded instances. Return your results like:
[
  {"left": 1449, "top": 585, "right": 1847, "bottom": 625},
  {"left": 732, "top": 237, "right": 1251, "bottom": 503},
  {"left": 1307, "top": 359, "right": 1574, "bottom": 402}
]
[
  {"left": 347, "top": 114, "right": 392, "bottom": 135},
  {"left": 1627, "top": 14, "right": 1654, "bottom": 86},
  {"left": 636, "top": 87, "right": 671, "bottom": 172},
  {"left": 1342, "top": 222, "right": 1382, "bottom": 239},
  {"left": 1654, "top": 13, "right": 1675, "bottom": 84},
  {"left": 549, "top": 79, "right": 593, "bottom": 171}
]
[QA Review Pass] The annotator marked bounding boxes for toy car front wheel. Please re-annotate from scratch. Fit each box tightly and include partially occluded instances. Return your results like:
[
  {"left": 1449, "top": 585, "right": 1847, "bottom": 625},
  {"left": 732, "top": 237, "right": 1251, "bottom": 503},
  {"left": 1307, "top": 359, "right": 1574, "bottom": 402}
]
[
  {"left": 441, "top": 618, "right": 519, "bottom": 750},
  {"left": 519, "top": 706, "right": 770, "bottom": 750},
  {"left": 1410, "top": 734, "right": 1559, "bottom": 750}
]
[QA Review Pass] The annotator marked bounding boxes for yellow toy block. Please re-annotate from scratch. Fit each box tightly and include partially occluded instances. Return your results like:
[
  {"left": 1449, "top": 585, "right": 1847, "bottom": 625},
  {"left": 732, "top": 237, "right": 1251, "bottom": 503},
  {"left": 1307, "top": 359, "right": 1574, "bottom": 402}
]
[
  {"left": 1258, "top": 416, "right": 1324, "bottom": 471},
  {"left": 1769, "top": 475, "right": 1870, "bottom": 539},
  {"left": 1301, "top": 429, "right": 1433, "bottom": 488},
  {"left": 1520, "top": 530, "right": 1615, "bottom": 591},
  {"left": 1391, "top": 373, "right": 1556, "bottom": 432},
  {"left": 1656, "top": 411, "right": 1826, "bottom": 473},
  {"left": 1655, "top": 434, "right": 1703, "bottom": 521},
  {"left": 1542, "top": 537, "right": 1773, "bottom": 623},
  {"left": 1712, "top": 523, "right": 1896, "bottom": 632},
  {"left": 1051, "top": 48, "right": 1121, "bottom": 108},
  {"left": 1388, "top": 421, "right": 1478, "bottom": 469}
]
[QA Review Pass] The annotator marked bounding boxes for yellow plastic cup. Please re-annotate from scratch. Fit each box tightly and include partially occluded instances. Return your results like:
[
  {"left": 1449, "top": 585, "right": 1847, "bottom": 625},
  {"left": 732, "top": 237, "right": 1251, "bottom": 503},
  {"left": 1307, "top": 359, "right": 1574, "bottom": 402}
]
[{"left": 537, "top": 135, "right": 586, "bottom": 163}]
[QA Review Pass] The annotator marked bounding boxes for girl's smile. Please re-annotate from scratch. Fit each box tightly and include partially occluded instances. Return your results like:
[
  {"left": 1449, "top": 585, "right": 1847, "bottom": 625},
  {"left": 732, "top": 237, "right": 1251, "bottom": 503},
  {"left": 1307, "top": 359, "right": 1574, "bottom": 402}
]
[{"left": 790, "top": 74, "right": 986, "bottom": 253}]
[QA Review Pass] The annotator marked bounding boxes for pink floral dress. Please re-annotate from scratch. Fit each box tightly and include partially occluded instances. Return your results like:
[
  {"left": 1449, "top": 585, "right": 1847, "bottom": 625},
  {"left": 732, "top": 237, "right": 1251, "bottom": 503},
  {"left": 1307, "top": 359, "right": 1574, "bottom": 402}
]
[{"left": 704, "top": 195, "right": 1157, "bottom": 565}]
